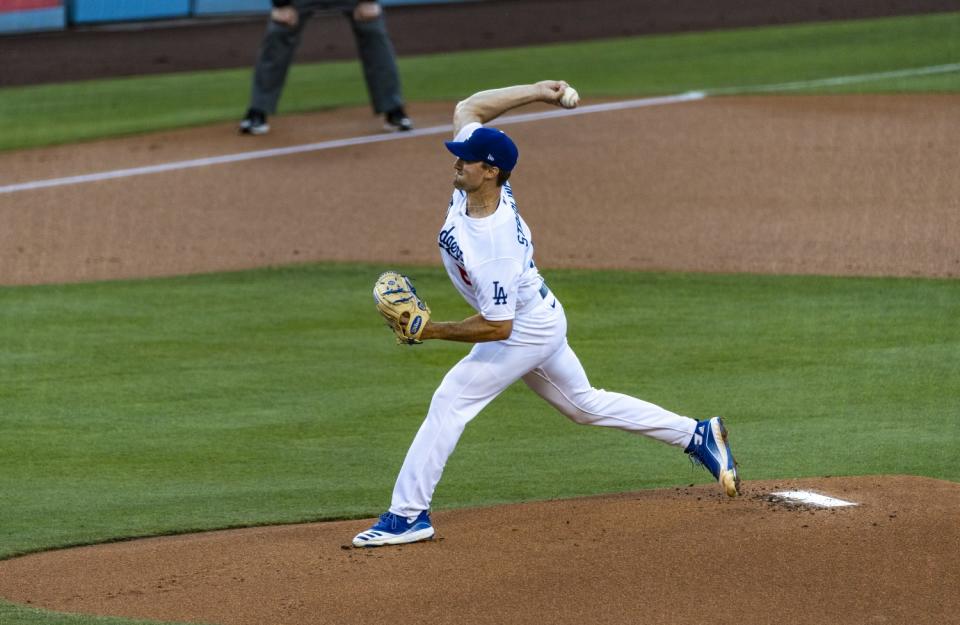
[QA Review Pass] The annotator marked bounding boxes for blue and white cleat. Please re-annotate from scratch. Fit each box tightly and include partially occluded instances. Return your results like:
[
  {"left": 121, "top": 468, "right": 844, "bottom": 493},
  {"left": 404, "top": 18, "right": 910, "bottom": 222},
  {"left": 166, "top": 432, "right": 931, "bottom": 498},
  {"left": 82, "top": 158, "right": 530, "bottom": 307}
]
[
  {"left": 685, "top": 417, "right": 741, "bottom": 497},
  {"left": 352, "top": 510, "right": 435, "bottom": 547}
]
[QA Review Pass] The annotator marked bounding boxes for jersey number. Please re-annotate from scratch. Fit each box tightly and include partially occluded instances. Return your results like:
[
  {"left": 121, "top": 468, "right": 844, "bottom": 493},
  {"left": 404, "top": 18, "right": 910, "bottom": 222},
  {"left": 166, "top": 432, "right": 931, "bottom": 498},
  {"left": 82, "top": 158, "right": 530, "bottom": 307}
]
[
  {"left": 492, "top": 281, "right": 508, "bottom": 305},
  {"left": 457, "top": 265, "right": 473, "bottom": 286}
]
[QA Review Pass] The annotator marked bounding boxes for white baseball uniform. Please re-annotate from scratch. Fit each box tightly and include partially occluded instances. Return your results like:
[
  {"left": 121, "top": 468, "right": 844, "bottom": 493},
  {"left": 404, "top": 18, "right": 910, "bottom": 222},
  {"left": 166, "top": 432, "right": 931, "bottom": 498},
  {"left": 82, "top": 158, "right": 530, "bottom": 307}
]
[{"left": 389, "top": 122, "right": 697, "bottom": 519}]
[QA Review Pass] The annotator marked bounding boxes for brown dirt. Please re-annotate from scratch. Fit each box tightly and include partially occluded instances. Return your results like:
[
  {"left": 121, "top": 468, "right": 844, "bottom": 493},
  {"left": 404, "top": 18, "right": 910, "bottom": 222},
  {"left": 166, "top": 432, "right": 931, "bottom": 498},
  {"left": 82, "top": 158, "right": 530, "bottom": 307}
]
[
  {"left": 2, "top": 3, "right": 959, "bottom": 624},
  {"left": 1, "top": 477, "right": 958, "bottom": 625},
  {"left": 1, "top": 94, "right": 958, "bottom": 285}
]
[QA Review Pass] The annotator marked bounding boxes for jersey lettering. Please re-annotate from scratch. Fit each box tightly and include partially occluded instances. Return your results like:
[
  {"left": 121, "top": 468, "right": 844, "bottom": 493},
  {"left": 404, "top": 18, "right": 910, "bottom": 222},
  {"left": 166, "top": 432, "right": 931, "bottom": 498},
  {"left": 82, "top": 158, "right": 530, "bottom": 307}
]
[
  {"left": 505, "top": 184, "right": 528, "bottom": 247},
  {"left": 492, "top": 281, "right": 508, "bottom": 305},
  {"left": 438, "top": 226, "right": 464, "bottom": 262}
]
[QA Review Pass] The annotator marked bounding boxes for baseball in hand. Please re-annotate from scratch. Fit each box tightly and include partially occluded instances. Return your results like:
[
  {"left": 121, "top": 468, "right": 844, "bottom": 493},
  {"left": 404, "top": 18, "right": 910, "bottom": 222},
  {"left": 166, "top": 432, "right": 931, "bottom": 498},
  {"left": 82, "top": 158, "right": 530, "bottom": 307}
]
[{"left": 559, "top": 86, "right": 580, "bottom": 108}]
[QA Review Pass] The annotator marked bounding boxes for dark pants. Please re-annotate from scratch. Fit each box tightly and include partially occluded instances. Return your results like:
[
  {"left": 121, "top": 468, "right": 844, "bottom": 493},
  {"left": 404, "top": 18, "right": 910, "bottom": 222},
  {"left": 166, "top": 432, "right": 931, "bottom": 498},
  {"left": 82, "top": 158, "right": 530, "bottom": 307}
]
[{"left": 249, "top": 3, "right": 404, "bottom": 115}]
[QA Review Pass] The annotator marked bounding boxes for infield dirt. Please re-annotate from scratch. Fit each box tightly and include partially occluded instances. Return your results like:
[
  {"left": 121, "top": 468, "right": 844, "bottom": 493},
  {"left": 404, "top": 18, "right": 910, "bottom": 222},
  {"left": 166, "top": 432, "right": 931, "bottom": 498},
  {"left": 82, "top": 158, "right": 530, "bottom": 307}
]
[
  {"left": 2, "top": 94, "right": 959, "bottom": 285},
  {"left": 1, "top": 477, "right": 958, "bottom": 625},
  {"left": 2, "top": 1, "right": 958, "bottom": 624}
]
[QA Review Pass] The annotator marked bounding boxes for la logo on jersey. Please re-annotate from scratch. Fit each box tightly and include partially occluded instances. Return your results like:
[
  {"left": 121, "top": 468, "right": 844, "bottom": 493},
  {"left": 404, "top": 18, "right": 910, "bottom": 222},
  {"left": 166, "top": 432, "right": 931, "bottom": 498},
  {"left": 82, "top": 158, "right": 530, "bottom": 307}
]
[{"left": 492, "top": 281, "right": 508, "bottom": 305}]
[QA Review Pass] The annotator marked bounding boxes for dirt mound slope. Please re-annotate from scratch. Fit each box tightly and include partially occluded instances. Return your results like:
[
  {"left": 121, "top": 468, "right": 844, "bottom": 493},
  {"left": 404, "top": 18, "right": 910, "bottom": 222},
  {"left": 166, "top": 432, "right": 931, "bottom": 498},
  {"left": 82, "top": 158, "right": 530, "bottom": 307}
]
[{"left": 1, "top": 476, "right": 957, "bottom": 625}]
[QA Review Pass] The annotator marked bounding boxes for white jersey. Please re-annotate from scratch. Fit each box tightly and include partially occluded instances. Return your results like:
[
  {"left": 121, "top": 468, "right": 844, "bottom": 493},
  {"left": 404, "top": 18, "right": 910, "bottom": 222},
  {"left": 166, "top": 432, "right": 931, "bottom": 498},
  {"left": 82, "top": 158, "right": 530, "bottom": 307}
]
[
  {"left": 387, "top": 121, "right": 697, "bottom": 521},
  {"left": 438, "top": 125, "right": 547, "bottom": 322}
]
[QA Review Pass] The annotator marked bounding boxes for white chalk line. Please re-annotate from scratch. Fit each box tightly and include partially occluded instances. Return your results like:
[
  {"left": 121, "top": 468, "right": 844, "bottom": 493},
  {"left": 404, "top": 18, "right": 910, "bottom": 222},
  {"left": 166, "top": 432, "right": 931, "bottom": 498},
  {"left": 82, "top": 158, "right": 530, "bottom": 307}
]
[
  {"left": 706, "top": 62, "right": 960, "bottom": 95},
  {"left": 0, "top": 93, "right": 704, "bottom": 196},
  {"left": 1, "top": 129, "right": 434, "bottom": 195},
  {"left": 1, "top": 62, "right": 956, "bottom": 196}
]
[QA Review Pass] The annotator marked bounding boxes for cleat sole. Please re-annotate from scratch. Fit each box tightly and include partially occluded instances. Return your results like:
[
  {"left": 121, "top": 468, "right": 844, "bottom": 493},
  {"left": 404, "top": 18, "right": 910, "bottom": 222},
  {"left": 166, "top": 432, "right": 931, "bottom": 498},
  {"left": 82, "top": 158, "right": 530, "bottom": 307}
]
[
  {"left": 352, "top": 526, "right": 435, "bottom": 548},
  {"left": 717, "top": 418, "right": 741, "bottom": 497},
  {"left": 720, "top": 469, "right": 740, "bottom": 497}
]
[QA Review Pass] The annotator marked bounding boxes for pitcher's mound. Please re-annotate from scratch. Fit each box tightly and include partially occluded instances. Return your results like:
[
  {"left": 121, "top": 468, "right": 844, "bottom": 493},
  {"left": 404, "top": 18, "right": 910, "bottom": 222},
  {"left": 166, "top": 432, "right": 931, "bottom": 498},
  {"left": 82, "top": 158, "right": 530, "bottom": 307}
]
[{"left": 1, "top": 475, "right": 957, "bottom": 625}]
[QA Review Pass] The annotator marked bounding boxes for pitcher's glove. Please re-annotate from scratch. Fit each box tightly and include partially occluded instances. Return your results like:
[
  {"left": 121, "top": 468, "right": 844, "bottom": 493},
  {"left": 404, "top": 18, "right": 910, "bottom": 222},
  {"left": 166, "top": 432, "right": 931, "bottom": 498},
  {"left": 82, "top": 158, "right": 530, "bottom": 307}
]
[{"left": 373, "top": 271, "right": 431, "bottom": 345}]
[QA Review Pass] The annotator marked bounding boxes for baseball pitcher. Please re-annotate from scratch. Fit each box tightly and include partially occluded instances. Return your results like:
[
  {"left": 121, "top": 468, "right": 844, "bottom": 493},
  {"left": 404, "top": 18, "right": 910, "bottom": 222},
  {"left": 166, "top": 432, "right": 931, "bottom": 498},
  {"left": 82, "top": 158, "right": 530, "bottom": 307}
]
[{"left": 355, "top": 81, "right": 740, "bottom": 547}]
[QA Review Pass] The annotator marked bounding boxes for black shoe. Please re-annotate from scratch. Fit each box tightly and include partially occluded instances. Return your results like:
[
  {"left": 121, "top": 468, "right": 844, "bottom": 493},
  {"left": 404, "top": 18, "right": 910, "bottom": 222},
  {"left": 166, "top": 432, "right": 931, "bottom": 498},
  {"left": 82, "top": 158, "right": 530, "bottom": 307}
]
[
  {"left": 383, "top": 107, "right": 413, "bottom": 132},
  {"left": 239, "top": 108, "right": 270, "bottom": 135}
]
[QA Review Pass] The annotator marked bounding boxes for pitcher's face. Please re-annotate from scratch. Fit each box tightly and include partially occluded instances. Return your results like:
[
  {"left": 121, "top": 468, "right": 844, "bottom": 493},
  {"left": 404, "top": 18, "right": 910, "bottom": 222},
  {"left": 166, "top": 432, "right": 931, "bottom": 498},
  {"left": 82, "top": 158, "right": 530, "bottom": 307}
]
[{"left": 453, "top": 158, "right": 494, "bottom": 192}]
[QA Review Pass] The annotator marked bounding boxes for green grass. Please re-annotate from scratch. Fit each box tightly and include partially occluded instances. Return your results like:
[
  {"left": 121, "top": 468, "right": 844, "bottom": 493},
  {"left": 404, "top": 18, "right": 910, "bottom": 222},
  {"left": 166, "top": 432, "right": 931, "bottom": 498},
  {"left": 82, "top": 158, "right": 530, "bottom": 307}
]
[
  {"left": 2, "top": 12, "right": 959, "bottom": 625},
  {"left": 1, "top": 266, "right": 959, "bottom": 625},
  {"left": 1, "top": 12, "right": 958, "bottom": 150},
  {"left": 2, "top": 264, "right": 958, "bottom": 560},
  {"left": 0, "top": 604, "right": 199, "bottom": 625}
]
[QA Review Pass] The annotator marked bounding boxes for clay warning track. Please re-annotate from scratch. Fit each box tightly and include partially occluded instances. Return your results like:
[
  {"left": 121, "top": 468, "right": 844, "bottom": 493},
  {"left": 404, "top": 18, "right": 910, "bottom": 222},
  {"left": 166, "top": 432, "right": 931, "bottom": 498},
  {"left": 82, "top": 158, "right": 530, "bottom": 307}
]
[{"left": 0, "top": 476, "right": 958, "bottom": 625}]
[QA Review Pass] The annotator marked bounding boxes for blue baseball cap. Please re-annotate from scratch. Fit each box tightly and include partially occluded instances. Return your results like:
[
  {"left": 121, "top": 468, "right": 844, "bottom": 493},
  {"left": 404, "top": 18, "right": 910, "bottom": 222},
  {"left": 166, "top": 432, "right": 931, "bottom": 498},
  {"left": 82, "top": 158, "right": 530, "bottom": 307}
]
[{"left": 444, "top": 126, "right": 519, "bottom": 172}]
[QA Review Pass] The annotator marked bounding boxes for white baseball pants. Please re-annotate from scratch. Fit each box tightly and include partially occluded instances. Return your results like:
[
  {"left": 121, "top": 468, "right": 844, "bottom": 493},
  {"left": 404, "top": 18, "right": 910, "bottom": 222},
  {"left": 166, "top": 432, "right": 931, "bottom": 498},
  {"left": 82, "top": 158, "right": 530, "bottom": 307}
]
[{"left": 389, "top": 298, "right": 697, "bottom": 518}]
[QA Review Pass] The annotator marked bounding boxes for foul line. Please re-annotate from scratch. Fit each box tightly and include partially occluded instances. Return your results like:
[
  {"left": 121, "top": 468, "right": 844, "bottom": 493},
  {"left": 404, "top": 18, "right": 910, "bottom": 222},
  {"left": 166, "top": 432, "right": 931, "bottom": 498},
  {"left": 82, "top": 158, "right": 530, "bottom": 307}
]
[
  {"left": 1, "top": 62, "right": 956, "bottom": 195},
  {"left": 0, "top": 93, "right": 704, "bottom": 196},
  {"left": 705, "top": 62, "right": 960, "bottom": 95}
]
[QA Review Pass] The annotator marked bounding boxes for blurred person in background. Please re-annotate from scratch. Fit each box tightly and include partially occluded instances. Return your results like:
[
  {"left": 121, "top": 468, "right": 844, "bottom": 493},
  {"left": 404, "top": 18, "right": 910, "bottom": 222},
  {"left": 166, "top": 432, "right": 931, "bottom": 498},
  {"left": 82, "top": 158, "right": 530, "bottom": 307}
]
[{"left": 239, "top": 0, "right": 412, "bottom": 135}]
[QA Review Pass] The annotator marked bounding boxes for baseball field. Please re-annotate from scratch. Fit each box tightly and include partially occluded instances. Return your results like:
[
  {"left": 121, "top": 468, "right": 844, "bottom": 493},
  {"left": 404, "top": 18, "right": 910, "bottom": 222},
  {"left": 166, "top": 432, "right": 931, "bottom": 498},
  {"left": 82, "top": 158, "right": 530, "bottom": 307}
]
[{"left": 1, "top": 3, "right": 959, "bottom": 625}]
